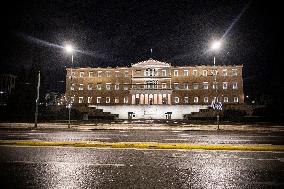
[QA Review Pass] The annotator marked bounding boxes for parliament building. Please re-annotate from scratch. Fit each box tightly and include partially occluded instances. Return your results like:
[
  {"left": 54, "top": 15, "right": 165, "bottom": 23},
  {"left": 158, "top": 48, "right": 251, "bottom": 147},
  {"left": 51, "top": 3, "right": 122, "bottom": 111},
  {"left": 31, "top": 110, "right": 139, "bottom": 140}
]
[{"left": 65, "top": 59, "right": 244, "bottom": 119}]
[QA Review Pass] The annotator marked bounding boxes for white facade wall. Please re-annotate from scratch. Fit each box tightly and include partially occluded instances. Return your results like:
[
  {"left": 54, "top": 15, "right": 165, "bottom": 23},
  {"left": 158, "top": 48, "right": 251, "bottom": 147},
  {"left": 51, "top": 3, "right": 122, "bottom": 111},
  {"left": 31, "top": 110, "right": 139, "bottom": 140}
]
[{"left": 90, "top": 105, "right": 208, "bottom": 119}]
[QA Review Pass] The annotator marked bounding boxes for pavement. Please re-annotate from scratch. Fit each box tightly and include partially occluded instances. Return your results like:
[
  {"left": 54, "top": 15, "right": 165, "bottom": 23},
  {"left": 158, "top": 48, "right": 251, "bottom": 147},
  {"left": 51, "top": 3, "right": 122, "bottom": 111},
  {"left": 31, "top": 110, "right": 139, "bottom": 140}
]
[
  {"left": 0, "top": 122, "right": 284, "bottom": 132},
  {"left": 1, "top": 127, "right": 284, "bottom": 188},
  {"left": 0, "top": 128, "right": 284, "bottom": 152},
  {"left": 1, "top": 146, "right": 284, "bottom": 188}
]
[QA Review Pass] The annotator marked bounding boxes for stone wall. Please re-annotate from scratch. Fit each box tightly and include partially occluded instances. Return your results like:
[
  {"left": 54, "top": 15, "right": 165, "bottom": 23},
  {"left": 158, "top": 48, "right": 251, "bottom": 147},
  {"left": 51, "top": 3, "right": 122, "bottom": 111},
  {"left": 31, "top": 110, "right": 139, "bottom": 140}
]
[{"left": 91, "top": 105, "right": 208, "bottom": 119}]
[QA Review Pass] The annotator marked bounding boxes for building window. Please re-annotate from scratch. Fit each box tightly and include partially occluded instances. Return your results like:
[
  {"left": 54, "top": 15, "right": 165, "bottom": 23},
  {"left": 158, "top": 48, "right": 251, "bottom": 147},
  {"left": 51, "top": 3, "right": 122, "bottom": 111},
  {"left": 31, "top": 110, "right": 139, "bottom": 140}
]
[
  {"left": 134, "top": 83, "right": 140, "bottom": 89},
  {"left": 70, "top": 97, "right": 74, "bottom": 103},
  {"left": 115, "top": 97, "right": 119, "bottom": 103},
  {"left": 123, "top": 84, "right": 129, "bottom": 90},
  {"left": 106, "top": 83, "right": 111, "bottom": 90},
  {"left": 97, "top": 83, "right": 102, "bottom": 90},
  {"left": 222, "top": 69, "right": 227, "bottom": 76},
  {"left": 234, "top": 97, "right": 239, "bottom": 103},
  {"left": 223, "top": 82, "right": 228, "bottom": 90},
  {"left": 184, "top": 70, "right": 189, "bottom": 76},
  {"left": 125, "top": 71, "right": 128, "bottom": 77},
  {"left": 162, "top": 83, "right": 167, "bottom": 89},
  {"left": 174, "top": 70, "right": 179, "bottom": 76},
  {"left": 232, "top": 69, "right": 238, "bottom": 76},
  {"left": 115, "top": 84, "right": 120, "bottom": 90},
  {"left": 192, "top": 69, "right": 198, "bottom": 76},
  {"left": 213, "top": 82, "right": 218, "bottom": 89},
  {"left": 106, "top": 97, "right": 110, "bottom": 103},
  {"left": 224, "top": 97, "right": 229, "bottom": 103},
  {"left": 193, "top": 83, "right": 198, "bottom": 90},
  {"left": 97, "top": 97, "right": 101, "bottom": 104},
  {"left": 106, "top": 71, "right": 111, "bottom": 77},
  {"left": 115, "top": 71, "right": 119, "bottom": 77},
  {"left": 184, "top": 97, "right": 189, "bottom": 103},
  {"left": 145, "top": 68, "right": 157, "bottom": 76},
  {"left": 89, "top": 72, "right": 94, "bottom": 77},
  {"left": 194, "top": 97, "right": 199, "bottom": 103},
  {"left": 88, "top": 83, "right": 93, "bottom": 90},
  {"left": 71, "top": 72, "right": 75, "bottom": 77},
  {"left": 203, "top": 82, "right": 209, "bottom": 90},
  {"left": 97, "top": 71, "right": 102, "bottom": 77},
  {"left": 80, "top": 72, "right": 84, "bottom": 77},
  {"left": 79, "top": 84, "right": 84, "bottom": 90},
  {"left": 174, "top": 83, "right": 179, "bottom": 89},
  {"left": 233, "top": 82, "right": 238, "bottom": 89},
  {"left": 145, "top": 81, "right": 157, "bottom": 89},
  {"left": 88, "top": 97, "right": 92, "bottom": 103},
  {"left": 183, "top": 83, "right": 189, "bottom": 90},
  {"left": 124, "top": 97, "right": 128, "bottom": 103},
  {"left": 203, "top": 70, "right": 208, "bottom": 76},
  {"left": 79, "top": 97, "right": 83, "bottom": 103},
  {"left": 174, "top": 97, "right": 179, "bottom": 104},
  {"left": 70, "top": 83, "right": 75, "bottom": 90},
  {"left": 204, "top": 97, "right": 208, "bottom": 103},
  {"left": 212, "top": 70, "right": 218, "bottom": 76},
  {"left": 162, "top": 70, "right": 167, "bottom": 76}
]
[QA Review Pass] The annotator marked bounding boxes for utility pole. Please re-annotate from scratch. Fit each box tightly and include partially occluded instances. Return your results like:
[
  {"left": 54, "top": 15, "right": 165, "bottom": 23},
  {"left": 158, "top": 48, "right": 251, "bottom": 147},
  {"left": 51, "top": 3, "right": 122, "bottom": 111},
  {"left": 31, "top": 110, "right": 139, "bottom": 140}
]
[
  {"left": 213, "top": 57, "right": 220, "bottom": 130},
  {"left": 34, "top": 71, "right": 40, "bottom": 128},
  {"left": 210, "top": 40, "right": 222, "bottom": 130}
]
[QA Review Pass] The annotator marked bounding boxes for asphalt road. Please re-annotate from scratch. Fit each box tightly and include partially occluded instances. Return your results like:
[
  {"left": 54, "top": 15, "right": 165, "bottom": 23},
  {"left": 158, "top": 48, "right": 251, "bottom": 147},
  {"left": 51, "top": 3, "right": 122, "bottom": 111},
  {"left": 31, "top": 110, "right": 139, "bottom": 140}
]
[
  {"left": 0, "top": 129, "right": 283, "bottom": 145},
  {"left": 0, "top": 146, "right": 283, "bottom": 188}
]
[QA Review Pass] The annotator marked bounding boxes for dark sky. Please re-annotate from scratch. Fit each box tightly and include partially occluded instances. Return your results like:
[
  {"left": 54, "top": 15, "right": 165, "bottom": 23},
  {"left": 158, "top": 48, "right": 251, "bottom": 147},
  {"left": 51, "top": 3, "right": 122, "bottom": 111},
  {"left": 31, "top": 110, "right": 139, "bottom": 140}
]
[{"left": 0, "top": 0, "right": 281, "bottom": 102}]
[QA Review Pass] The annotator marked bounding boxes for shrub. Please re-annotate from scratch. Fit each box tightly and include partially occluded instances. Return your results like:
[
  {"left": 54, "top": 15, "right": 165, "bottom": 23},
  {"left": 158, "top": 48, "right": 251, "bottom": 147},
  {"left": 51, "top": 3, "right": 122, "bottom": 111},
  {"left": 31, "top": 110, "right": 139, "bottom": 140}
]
[{"left": 223, "top": 109, "right": 247, "bottom": 121}]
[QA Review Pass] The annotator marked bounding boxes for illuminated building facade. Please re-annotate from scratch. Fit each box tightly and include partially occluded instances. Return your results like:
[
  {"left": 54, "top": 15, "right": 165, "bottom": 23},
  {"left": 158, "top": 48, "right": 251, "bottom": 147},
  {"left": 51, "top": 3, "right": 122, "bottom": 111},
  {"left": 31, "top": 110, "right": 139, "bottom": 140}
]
[{"left": 65, "top": 59, "right": 244, "bottom": 119}]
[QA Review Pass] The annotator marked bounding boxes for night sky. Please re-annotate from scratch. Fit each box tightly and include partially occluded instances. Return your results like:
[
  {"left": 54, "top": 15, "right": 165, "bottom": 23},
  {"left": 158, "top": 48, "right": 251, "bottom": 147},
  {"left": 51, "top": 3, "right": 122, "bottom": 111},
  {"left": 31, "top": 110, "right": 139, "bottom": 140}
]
[{"left": 0, "top": 0, "right": 281, "bottom": 104}]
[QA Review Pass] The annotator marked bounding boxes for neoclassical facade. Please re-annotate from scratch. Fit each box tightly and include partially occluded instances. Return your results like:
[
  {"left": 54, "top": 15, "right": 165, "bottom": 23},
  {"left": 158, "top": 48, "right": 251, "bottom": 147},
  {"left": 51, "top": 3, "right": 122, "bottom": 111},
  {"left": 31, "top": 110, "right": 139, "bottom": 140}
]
[{"left": 65, "top": 59, "right": 244, "bottom": 119}]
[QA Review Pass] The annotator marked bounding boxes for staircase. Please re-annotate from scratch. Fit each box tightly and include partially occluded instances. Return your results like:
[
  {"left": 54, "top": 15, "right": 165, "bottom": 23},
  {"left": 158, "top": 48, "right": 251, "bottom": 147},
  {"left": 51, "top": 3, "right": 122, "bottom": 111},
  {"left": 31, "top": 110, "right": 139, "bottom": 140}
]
[
  {"left": 73, "top": 104, "right": 118, "bottom": 120},
  {"left": 184, "top": 107, "right": 221, "bottom": 120}
]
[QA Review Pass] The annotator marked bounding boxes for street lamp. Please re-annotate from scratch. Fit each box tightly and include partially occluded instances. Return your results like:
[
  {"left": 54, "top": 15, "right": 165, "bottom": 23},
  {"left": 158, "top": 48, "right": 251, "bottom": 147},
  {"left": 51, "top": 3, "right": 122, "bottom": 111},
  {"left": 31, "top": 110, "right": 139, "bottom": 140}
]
[
  {"left": 65, "top": 44, "right": 74, "bottom": 128},
  {"left": 210, "top": 40, "right": 222, "bottom": 130}
]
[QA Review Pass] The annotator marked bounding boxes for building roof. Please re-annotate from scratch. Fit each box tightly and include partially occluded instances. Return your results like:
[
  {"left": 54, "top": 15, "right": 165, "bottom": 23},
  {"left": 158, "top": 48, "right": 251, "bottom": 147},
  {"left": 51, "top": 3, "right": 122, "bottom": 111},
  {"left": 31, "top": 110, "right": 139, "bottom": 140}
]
[{"left": 131, "top": 58, "right": 171, "bottom": 68}]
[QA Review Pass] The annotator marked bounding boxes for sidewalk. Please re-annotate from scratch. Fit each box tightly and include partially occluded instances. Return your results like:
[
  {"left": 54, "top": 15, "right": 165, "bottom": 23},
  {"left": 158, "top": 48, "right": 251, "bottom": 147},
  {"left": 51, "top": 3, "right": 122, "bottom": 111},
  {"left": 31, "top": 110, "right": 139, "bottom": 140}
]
[{"left": 0, "top": 122, "right": 283, "bottom": 132}]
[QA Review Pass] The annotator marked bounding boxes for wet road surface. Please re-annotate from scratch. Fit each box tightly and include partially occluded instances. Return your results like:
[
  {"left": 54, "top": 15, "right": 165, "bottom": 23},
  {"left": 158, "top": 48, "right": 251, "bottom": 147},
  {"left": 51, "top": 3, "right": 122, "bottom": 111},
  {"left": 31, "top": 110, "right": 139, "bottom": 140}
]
[
  {"left": 0, "top": 146, "right": 283, "bottom": 188},
  {"left": 0, "top": 129, "right": 283, "bottom": 145}
]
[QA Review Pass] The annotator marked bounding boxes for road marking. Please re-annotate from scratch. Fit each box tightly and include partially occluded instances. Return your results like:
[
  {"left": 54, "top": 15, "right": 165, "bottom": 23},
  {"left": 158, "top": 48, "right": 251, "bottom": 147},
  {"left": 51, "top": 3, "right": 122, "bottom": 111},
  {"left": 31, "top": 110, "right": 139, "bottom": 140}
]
[
  {"left": 1, "top": 140, "right": 284, "bottom": 151},
  {"left": 4, "top": 161, "right": 125, "bottom": 167}
]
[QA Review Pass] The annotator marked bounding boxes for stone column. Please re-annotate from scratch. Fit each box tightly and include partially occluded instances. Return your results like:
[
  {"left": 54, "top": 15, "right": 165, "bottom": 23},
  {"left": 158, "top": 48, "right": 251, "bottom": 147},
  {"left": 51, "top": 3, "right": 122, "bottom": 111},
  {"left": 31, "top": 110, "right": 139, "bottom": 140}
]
[
  {"left": 145, "top": 94, "right": 148, "bottom": 104},
  {"left": 140, "top": 94, "right": 144, "bottom": 105},
  {"left": 158, "top": 94, "right": 162, "bottom": 104},
  {"left": 132, "top": 94, "right": 135, "bottom": 105},
  {"left": 168, "top": 94, "right": 171, "bottom": 105},
  {"left": 154, "top": 94, "right": 158, "bottom": 104}
]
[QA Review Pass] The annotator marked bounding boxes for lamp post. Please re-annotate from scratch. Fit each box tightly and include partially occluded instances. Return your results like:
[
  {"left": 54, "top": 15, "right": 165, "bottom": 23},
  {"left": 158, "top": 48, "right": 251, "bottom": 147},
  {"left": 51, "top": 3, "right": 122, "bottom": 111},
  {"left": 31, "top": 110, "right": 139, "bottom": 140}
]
[
  {"left": 34, "top": 71, "right": 40, "bottom": 128},
  {"left": 211, "top": 40, "right": 222, "bottom": 130},
  {"left": 65, "top": 44, "right": 74, "bottom": 128}
]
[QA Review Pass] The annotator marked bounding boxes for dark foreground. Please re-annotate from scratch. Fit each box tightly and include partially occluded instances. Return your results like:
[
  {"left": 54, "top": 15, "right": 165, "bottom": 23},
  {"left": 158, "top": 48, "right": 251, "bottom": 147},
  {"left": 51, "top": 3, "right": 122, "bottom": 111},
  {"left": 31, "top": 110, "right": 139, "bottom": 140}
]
[{"left": 0, "top": 146, "right": 283, "bottom": 188}]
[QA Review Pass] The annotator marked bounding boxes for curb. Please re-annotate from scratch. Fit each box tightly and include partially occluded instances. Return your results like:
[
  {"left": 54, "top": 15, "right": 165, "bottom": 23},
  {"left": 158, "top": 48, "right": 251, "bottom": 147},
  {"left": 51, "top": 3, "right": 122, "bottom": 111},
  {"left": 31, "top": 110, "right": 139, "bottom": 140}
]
[{"left": 1, "top": 140, "right": 284, "bottom": 151}]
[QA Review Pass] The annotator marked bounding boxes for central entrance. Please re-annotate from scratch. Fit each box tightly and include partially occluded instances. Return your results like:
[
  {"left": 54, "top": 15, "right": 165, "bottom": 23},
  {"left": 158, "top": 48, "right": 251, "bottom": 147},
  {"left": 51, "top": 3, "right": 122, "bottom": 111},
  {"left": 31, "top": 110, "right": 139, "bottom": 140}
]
[{"left": 131, "top": 92, "right": 172, "bottom": 105}]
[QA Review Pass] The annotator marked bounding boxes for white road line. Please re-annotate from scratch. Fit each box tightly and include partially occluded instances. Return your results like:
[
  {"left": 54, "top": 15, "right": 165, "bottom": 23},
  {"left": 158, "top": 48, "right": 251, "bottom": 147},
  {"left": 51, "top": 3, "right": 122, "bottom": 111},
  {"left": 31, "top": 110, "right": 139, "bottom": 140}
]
[
  {"left": 4, "top": 161, "right": 125, "bottom": 166},
  {"left": 164, "top": 138, "right": 189, "bottom": 141}
]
